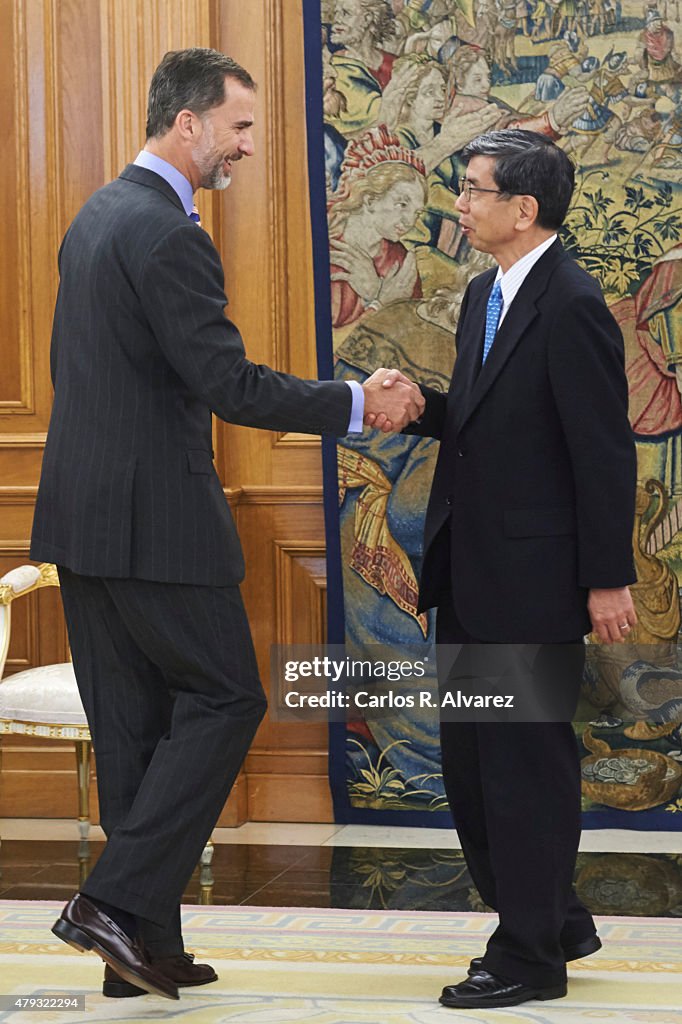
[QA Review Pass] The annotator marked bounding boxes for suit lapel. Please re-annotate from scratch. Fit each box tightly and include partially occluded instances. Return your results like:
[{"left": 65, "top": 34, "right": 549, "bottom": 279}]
[
  {"left": 456, "top": 240, "right": 567, "bottom": 433},
  {"left": 449, "top": 272, "right": 491, "bottom": 435}
]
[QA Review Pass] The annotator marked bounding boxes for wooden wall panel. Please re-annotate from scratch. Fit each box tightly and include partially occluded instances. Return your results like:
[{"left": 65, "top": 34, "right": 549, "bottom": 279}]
[
  {"left": 0, "top": 0, "right": 331, "bottom": 825},
  {"left": 99, "top": 0, "right": 216, "bottom": 229},
  {"left": 0, "top": 0, "right": 27, "bottom": 407}
]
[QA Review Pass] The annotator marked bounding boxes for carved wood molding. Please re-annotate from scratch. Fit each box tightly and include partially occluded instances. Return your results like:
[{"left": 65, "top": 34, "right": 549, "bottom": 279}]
[
  {"left": 0, "top": 488, "right": 37, "bottom": 506},
  {"left": 48, "top": 0, "right": 65, "bottom": 238},
  {"left": 0, "top": 542, "right": 31, "bottom": 554},
  {"left": 0, "top": 541, "right": 37, "bottom": 669},
  {"left": 222, "top": 486, "right": 243, "bottom": 508},
  {"left": 273, "top": 431, "right": 322, "bottom": 448},
  {"left": 226, "top": 486, "right": 323, "bottom": 505},
  {"left": 0, "top": 434, "right": 47, "bottom": 448},
  {"left": 0, "top": 484, "right": 323, "bottom": 507},
  {"left": 1, "top": 0, "right": 35, "bottom": 415},
  {"left": 273, "top": 539, "right": 326, "bottom": 647},
  {"left": 264, "top": 0, "right": 289, "bottom": 375}
]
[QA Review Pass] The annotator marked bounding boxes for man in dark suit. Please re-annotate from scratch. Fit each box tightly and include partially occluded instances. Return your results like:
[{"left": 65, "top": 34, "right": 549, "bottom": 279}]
[
  {"left": 373, "top": 130, "right": 637, "bottom": 1009},
  {"left": 31, "top": 48, "right": 423, "bottom": 1001}
]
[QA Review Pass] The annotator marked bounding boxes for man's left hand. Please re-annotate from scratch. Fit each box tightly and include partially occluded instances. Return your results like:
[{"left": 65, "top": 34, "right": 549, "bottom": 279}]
[{"left": 588, "top": 586, "right": 637, "bottom": 644}]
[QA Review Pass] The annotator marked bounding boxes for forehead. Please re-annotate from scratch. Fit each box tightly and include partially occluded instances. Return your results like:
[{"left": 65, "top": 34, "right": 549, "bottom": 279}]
[{"left": 465, "top": 155, "right": 496, "bottom": 184}]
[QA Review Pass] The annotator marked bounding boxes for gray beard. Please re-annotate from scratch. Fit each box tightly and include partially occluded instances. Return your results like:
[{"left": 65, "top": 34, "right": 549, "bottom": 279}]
[{"left": 204, "top": 165, "right": 232, "bottom": 191}]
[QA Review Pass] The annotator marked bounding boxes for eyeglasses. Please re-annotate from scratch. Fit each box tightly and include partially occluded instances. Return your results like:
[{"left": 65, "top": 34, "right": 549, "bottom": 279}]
[{"left": 457, "top": 177, "right": 508, "bottom": 202}]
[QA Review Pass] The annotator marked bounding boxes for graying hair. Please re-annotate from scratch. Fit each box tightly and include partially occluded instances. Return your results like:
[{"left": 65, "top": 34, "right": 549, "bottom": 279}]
[
  {"left": 146, "top": 48, "right": 256, "bottom": 140},
  {"left": 461, "top": 129, "right": 575, "bottom": 231}
]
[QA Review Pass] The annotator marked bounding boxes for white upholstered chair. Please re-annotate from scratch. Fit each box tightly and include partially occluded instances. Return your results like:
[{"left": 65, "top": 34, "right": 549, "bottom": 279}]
[{"left": 0, "top": 562, "right": 91, "bottom": 838}]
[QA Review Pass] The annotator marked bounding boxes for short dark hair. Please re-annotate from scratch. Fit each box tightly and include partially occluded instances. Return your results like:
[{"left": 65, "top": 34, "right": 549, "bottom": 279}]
[
  {"left": 146, "top": 48, "right": 256, "bottom": 139},
  {"left": 461, "top": 129, "right": 575, "bottom": 231}
]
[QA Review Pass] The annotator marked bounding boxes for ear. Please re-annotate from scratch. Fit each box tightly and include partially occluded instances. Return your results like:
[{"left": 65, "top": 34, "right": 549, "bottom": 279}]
[
  {"left": 516, "top": 194, "right": 539, "bottom": 232},
  {"left": 175, "top": 108, "right": 201, "bottom": 142}
]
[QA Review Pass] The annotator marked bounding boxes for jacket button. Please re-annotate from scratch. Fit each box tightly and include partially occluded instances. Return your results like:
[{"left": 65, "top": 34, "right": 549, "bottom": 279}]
[
  {"left": 446, "top": 496, "right": 453, "bottom": 506},
  {"left": 457, "top": 448, "right": 465, "bottom": 457}
]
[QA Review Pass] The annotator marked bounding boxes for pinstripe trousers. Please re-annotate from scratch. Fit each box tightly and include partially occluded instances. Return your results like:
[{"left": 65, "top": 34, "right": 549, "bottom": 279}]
[{"left": 57, "top": 567, "right": 267, "bottom": 947}]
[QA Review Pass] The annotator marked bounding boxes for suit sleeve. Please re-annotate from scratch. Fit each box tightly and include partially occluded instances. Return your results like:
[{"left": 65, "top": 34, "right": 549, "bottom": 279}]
[
  {"left": 402, "top": 385, "right": 447, "bottom": 439},
  {"left": 138, "top": 222, "right": 351, "bottom": 436},
  {"left": 547, "top": 288, "right": 637, "bottom": 589}
]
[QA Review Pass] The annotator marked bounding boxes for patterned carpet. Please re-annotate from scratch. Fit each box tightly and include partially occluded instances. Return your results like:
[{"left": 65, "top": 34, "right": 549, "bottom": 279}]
[{"left": 0, "top": 900, "right": 681, "bottom": 1022}]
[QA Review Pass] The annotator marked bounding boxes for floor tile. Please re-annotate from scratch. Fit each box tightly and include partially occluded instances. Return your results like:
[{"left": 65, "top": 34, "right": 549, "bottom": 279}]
[
  {"left": 212, "top": 822, "right": 343, "bottom": 845},
  {"left": 2, "top": 825, "right": 682, "bottom": 917},
  {"left": 0, "top": 819, "right": 105, "bottom": 841},
  {"left": 324, "top": 825, "right": 461, "bottom": 849},
  {"left": 4, "top": 818, "right": 681, "bottom": 852},
  {"left": 578, "top": 828, "right": 682, "bottom": 853}
]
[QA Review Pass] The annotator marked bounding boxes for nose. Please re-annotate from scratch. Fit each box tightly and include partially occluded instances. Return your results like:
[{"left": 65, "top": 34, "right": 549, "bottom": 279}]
[
  {"left": 239, "top": 131, "right": 255, "bottom": 157},
  {"left": 455, "top": 191, "right": 468, "bottom": 212}
]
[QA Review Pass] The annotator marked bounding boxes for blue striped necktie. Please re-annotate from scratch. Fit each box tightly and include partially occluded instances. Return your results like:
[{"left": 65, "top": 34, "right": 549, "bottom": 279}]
[
  {"left": 482, "top": 281, "right": 503, "bottom": 364},
  {"left": 189, "top": 205, "right": 201, "bottom": 224}
]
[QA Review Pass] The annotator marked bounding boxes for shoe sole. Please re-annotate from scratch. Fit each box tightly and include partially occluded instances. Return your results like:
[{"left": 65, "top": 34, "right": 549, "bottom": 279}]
[
  {"left": 102, "top": 980, "right": 146, "bottom": 999},
  {"left": 52, "top": 919, "right": 179, "bottom": 1001},
  {"left": 103, "top": 974, "right": 218, "bottom": 999},
  {"left": 440, "top": 985, "right": 567, "bottom": 1008}
]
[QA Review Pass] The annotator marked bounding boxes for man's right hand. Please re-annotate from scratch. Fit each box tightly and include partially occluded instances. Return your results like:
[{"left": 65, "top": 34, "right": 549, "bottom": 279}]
[{"left": 362, "top": 368, "right": 423, "bottom": 432}]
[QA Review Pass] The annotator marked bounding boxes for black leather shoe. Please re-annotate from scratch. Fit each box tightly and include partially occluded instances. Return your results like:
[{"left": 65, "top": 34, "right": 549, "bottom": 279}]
[
  {"left": 103, "top": 952, "right": 218, "bottom": 997},
  {"left": 468, "top": 933, "right": 601, "bottom": 975},
  {"left": 440, "top": 970, "right": 567, "bottom": 1009},
  {"left": 52, "top": 894, "right": 179, "bottom": 1000}
]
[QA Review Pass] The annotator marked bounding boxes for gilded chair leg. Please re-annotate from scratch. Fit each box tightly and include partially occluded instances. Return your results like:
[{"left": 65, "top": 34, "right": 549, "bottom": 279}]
[
  {"left": 197, "top": 837, "right": 214, "bottom": 903},
  {"left": 75, "top": 739, "right": 91, "bottom": 840},
  {"left": 78, "top": 837, "right": 92, "bottom": 888},
  {"left": 199, "top": 859, "right": 214, "bottom": 905}
]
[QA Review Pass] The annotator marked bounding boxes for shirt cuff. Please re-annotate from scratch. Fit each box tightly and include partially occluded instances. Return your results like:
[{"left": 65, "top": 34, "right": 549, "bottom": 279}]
[{"left": 346, "top": 380, "right": 365, "bottom": 434}]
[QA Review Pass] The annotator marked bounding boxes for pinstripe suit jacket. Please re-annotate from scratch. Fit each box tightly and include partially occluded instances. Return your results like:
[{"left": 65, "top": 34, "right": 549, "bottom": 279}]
[{"left": 31, "top": 164, "right": 351, "bottom": 585}]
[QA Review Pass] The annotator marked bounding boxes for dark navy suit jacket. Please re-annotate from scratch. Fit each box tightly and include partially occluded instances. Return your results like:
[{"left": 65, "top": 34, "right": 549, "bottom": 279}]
[{"left": 406, "top": 240, "right": 637, "bottom": 642}]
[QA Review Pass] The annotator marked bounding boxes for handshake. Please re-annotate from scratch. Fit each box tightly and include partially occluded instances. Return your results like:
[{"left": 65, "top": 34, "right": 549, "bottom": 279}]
[{"left": 360, "top": 367, "right": 424, "bottom": 433}]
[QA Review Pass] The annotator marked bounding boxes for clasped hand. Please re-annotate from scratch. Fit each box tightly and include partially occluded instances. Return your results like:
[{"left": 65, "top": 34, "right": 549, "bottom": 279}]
[{"left": 361, "top": 368, "right": 423, "bottom": 433}]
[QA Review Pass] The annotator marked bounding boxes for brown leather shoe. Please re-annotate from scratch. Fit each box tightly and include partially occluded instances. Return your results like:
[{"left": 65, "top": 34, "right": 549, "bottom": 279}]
[
  {"left": 103, "top": 952, "right": 218, "bottom": 997},
  {"left": 52, "top": 894, "right": 179, "bottom": 1001}
]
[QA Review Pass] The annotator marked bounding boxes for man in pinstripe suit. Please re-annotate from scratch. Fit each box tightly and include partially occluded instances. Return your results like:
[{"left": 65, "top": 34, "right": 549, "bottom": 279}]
[{"left": 31, "top": 48, "right": 423, "bottom": 1000}]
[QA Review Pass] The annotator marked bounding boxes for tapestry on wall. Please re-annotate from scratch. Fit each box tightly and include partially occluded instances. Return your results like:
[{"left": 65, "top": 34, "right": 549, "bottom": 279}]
[{"left": 302, "top": 0, "right": 682, "bottom": 828}]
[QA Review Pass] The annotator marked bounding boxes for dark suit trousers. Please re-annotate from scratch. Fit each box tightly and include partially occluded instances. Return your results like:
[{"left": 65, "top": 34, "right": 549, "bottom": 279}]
[
  {"left": 436, "top": 596, "right": 596, "bottom": 988},
  {"left": 57, "top": 568, "right": 267, "bottom": 943}
]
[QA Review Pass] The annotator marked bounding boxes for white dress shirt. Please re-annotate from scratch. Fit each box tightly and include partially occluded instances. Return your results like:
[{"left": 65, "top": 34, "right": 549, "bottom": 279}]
[{"left": 495, "top": 234, "right": 558, "bottom": 327}]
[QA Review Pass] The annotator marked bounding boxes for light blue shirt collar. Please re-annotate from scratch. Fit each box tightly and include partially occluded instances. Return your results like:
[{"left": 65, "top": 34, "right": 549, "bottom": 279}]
[{"left": 133, "top": 151, "right": 194, "bottom": 216}]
